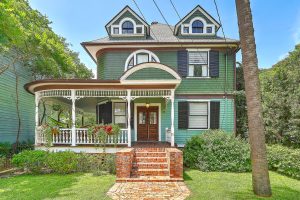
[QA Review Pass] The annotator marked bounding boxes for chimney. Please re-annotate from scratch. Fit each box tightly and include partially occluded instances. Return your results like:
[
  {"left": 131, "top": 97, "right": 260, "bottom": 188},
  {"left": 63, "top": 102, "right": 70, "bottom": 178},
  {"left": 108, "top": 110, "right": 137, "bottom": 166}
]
[{"left": 151, "top": 21, "right": 158, "bottom": 25}]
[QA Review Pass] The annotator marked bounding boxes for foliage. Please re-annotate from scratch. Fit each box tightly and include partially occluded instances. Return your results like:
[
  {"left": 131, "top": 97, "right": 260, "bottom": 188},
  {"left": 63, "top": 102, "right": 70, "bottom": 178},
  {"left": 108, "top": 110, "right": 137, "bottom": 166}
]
[
  {"left": 0, "top": 142, "right": 11, "bottom": 158},
  {"left": 46, "top": 151, "right": 78, "bottom": 174},
  {"left": 0, "top": 0, "right": 93, "bottom": 79},
  {"left": 235, "top": 91, "right": 248, "bottom": 139},
  {"left": 39, "top": 124, "right": 60, "bottom": 147},
  {"left": 267, "top": 145, "right": 300, "bottom": 179},
  {"left": 260, "top": 45, "right": 300, "bottom": 148},
  {"left": 12, "top": 150, "right": 116, "bottom": 175},
  {"left": 88, "top": 124, "right": 121, "bottom": 146},
  {"left": 236, "top": 62, "right": 245, "bottom": 91},
  {"left": 183, "top": 130, "right": 251, "bottom": 172},
  {"left": 12, "top": 150, "right": 48, "bottom": 173},
  {"left": 0, "top": 141, "right": 34, "bottom": 158},
  {"left": 0, "top": 156, "right": 6, "bottom": 170}
]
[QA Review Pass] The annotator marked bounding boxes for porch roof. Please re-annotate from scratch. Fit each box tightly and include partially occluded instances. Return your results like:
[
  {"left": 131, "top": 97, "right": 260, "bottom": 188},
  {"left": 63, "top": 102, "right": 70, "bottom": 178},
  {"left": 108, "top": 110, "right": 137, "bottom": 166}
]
[{"left": 24, "top": 79, "right": 178, "bottom": 94}]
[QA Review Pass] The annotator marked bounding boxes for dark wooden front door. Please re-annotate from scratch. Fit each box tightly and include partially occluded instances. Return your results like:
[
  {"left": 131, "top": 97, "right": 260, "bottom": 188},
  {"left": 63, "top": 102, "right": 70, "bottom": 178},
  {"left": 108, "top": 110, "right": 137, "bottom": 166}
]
[{"left": 137, "top": 106, "right": 159, "bottom": 141}]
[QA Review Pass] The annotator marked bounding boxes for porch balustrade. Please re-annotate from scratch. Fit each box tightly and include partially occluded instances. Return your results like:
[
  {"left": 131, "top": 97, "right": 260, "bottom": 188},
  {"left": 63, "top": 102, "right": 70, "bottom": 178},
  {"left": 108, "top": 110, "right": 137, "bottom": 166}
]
[{"left": 37, "top": 128, "right": 128, "bottom": 145}]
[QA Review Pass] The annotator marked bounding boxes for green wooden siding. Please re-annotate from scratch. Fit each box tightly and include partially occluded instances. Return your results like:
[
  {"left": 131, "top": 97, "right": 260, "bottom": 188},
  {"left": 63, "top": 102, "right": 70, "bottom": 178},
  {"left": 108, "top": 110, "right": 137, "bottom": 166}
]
[
  {"left": 130, "top": 98, "right": 234, "bottom": 145},
  {"left": 0, "top": 55, "right": 35, "bottom": 143},
  {"left": 127, "top": 67, "right": 176, "bottom": 80},
  {"left": 176, "top": 52, "right": 235, "bottom": 94},
  {"left": 97, "top": 50, "right": 235, "bottom": 94},
  {"left": 112, "top": 10, "right": 143, "bottom": 25}
]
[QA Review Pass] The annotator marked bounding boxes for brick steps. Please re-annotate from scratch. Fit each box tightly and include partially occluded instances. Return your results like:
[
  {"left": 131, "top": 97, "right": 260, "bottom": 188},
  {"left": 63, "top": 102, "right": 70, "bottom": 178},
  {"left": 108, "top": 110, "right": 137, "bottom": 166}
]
[
  {"left": 135, "top": 157, "right": 167, "bottom": 163},
  {"left": 135, "top": 152, "right": 166, "bottom": 157},
  {"left": 132, "top": 169, "right": 169, "bottom": 176},
  {"left": 116, "top": 176, "right": 184, "bottom": 183},
  {"left": 132, "top": 162, "right": 168, "bottom": 169}
]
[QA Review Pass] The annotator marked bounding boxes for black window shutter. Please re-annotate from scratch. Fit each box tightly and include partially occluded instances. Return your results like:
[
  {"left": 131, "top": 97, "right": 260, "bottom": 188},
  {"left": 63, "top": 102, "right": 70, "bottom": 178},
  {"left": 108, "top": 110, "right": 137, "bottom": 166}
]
[
  {"left": 177, "top": 50, "right": 188, "bottom": 77},
  {"left": 209, "top": 50, "right": 219, "bottom": 77},
  {"left": 130, "top": 102, "right": 134, "bottom": 128},
  {"left": 210, "top": 101, "right": 220, "bottom": 129},
  {"left": 99, "top": 102, "right": 112, "bottom": 124},
  {"left": 178, "top": 101, "right": 189, "bottom": 129}
]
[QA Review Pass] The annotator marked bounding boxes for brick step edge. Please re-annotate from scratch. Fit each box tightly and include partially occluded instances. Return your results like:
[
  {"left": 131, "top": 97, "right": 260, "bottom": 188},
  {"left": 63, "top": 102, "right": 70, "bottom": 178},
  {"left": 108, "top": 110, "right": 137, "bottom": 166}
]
[
  {"left": 132, "top": 163, "right": 168, "bottom": 169},
  {"left": 135, "top": 157, "right": 168, "bottom": 163},
  {"left": 135, "top": 152, "right": 167, "bottom": 157},
  {"left": 134, "top": 148, "right": 166, "bottom": 152},
  {"left": 116, "top": 178, "right": 184, "bottom": 183}
]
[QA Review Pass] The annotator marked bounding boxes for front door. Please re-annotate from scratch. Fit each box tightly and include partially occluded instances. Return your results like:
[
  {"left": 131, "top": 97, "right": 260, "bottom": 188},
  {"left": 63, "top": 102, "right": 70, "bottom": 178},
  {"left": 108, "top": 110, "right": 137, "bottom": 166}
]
[{"left": 137, "top": 106, "right": 159, "bottom": 141}]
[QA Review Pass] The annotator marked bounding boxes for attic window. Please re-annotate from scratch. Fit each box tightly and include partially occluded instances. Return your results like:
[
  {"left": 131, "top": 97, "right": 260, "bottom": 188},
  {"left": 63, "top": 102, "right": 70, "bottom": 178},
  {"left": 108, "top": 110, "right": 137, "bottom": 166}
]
[
  {"left": 122, "top": 21, "right": 134, "bottom": 34},
  {"left": 192, "top": 20, "right": 203, "bottom": 33},
  {"left": 125, "top": 49, "right": 160, "bottom": 71}
]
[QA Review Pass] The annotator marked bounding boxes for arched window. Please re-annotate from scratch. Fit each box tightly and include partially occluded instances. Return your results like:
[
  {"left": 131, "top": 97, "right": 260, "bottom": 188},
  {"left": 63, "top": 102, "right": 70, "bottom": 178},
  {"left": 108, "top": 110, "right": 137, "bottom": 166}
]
[
  {"left": 122, "top": 21, "right": 134, "bottom": 34},
  {"left": 125, "top": 50, "right": 160, "bottom": 71},
  {"left": 192, "top": 20, "right": 203, "bottom": 33}
]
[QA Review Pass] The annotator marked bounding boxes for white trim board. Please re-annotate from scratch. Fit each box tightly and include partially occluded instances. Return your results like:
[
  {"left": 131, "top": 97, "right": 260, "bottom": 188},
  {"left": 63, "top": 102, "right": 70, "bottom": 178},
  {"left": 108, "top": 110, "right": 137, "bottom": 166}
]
[{"left": 134, "top": 103, "right": 161, "bottom": 142}]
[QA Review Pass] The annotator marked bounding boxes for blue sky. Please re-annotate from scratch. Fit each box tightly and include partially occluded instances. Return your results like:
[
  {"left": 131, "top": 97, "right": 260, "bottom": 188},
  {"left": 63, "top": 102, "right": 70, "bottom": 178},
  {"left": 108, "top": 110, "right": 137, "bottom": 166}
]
[{"left": 28, "top": 0, "right": 300, "bottom": 73}]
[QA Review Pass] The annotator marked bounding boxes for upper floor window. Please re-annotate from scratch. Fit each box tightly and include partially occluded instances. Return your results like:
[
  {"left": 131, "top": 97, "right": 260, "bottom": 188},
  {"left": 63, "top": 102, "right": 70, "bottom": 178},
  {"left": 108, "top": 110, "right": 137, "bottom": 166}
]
[
  {"left": 125, "top": 50, "right": 160, "bottom": 71},
  {"left": 188, "top": 51, "right": 209, "bottom": 77},
  {"left": 192, "top": 20, "right": 203, "bottom": 33},
  {"left": 122, "top": 21, "right": 134, "bottom": 34}
]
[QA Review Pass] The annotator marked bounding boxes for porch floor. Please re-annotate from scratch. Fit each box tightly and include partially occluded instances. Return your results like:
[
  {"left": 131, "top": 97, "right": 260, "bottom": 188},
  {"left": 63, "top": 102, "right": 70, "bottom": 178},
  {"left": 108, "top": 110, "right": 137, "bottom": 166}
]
[{"left": 132, "top": 141, "right": 173, "bottom": 148}]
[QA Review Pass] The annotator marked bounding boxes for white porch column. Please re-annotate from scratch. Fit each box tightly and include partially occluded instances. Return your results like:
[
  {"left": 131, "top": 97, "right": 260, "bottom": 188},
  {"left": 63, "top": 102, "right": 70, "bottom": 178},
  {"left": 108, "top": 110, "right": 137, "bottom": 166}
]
[
  {"left": 126, "top": 89, "right": 132, "bottom": 147},
  {"left": 71, "top": 89, "right": 76, "bottom": 146},
  {"left": 35, "top": 92, "right": 40, "bottom": 145},
  {"left": 170, "top": 89, "right": 175, "bottom": 147}
]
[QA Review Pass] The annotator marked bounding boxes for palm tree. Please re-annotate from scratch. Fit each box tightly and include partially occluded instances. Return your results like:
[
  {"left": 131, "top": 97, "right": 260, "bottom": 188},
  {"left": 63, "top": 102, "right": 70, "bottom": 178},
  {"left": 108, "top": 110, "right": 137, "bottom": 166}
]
[{"left": 235, "top": 0, "right": 272, "bottom": 196}]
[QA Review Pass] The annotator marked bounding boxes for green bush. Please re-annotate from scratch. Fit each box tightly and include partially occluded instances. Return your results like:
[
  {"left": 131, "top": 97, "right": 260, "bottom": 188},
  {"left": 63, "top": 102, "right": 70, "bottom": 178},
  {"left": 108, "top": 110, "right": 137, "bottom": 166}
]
[
  {"left": 0, "top": 156, "right": 6, "bottom": 170},
  {"left": 267, "top": 145, "right": 300, "bottom": 179},
  {"left": 12, "top": 150, "right": 48, "bottom": 173},
  {"left": 184, "top": 130, "right": 251, "bottom": 172},
  {"left": 46, "top": 151, "right": 78, "bottom": 174},
  {"left": 0, "top": 142, "right": 12, "bottom": 157}
]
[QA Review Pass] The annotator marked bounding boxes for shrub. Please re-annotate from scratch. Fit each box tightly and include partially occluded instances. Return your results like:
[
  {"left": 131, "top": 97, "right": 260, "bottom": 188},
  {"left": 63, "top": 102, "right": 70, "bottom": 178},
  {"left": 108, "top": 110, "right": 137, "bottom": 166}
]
[
  {"left": 12, "top": 150, "right": 48, "bottom": 173},
  {"left": 267, "top": 145, "right": 300, "bottom": 179},
  {"left": 184, "top": 130, "right": 251, "bottom": 172},
  {"left": 46, "top": 151, "right": 78, "bottom": 174},
  {"left": 0, "top": 156, "right": 6, "bottom": 170},
  {"left": 86, "top": 154, "right": 116, "bottom": 176},
  {"left": 0, "top": 142, "right": 12, "bottom": 158}
]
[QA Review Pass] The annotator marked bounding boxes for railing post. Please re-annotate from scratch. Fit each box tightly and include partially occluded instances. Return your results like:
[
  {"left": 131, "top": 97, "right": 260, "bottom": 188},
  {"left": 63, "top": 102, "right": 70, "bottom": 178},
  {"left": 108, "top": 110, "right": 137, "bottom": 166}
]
[
  {"left": 71, "top": 89, "right": 76, "bottom": 146},
  {"left": 127, "top": 89, "right": 131, "bottom": 147},
  {"left": 35, "top": 92, "right": 40, "bottom": 145},
  {"left": 170, "top": 89, "right": 175, "bottom": 147}
]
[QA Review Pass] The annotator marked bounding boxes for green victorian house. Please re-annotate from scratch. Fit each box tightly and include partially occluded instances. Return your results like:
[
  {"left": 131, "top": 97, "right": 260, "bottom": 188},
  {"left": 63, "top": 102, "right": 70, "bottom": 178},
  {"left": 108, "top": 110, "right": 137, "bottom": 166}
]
[{"left": 25, "top": 5, "right": 239, "bottom": 153}]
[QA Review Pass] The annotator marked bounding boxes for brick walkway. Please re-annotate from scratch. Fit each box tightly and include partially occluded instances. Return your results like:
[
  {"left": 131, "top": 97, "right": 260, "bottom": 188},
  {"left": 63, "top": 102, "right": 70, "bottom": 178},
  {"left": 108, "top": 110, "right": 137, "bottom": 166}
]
[{"left": 107, "top": 182, "right": 190, "bottom": 200}]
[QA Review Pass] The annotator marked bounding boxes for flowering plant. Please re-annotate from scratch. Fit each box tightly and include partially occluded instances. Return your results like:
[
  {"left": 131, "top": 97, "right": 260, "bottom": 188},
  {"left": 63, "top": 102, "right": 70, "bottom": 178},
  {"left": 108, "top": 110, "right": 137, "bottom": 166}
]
[{"left": 88, "top": 124, "right": 121, "bottom": 145}]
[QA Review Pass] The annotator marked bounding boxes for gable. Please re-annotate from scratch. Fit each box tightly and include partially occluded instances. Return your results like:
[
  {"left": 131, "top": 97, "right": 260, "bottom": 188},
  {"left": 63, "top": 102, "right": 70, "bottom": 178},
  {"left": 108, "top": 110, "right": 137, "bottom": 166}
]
[
  {"left": 105, "top": 6, "right": 150, "bottom": 37},
  {"left": 174, "top": 5, "right": 220, "bottom": 36}
]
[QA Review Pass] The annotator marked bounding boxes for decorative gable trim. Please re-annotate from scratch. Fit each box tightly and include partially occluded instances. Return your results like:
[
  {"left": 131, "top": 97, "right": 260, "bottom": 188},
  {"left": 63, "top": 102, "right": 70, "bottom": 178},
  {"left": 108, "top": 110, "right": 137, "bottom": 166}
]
[
  {"left": 105, "top": 6, "right": 149, "bottom": 35},
  {"left": 174, "top": 5, "right": 221, "bottom": 35}
]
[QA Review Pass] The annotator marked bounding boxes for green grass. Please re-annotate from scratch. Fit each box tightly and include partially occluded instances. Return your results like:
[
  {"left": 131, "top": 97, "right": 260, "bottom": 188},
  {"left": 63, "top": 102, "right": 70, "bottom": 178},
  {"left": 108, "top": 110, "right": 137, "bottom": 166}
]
[
  {"left": 0, "top": 173, "right": 115, "bottom": 200},
  {"left": 0, "top": 171, "right": 299, "bottom": 200},
  {"left": 185, "top": 170, "right": 300, "bottom": 200}
]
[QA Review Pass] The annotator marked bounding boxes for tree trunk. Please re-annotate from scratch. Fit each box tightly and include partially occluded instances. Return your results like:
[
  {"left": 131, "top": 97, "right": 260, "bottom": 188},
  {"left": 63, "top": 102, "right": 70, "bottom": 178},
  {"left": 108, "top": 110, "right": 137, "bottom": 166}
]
[
  {"left": 235, "top": 0, "right": 272, "bottom": 196},
  {"left": 12, "top": 65, "right": 21, "bottom": 154}
]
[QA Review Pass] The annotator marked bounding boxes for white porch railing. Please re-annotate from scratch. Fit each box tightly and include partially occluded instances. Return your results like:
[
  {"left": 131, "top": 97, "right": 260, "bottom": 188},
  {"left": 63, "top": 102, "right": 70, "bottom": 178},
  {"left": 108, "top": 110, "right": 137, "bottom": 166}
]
[
  {"left": 165, "top": 128, "right": 172, "bottom": 143},
  {"left": 37, "top": 128, "right": 128, "bottom": 145}
]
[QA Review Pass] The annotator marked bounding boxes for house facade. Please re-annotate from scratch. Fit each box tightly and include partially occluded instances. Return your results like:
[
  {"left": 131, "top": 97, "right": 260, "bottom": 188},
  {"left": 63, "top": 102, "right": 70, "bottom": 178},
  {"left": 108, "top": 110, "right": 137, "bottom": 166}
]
[{"left": 25, "top": 5, "right": 239, "bottom": 152}]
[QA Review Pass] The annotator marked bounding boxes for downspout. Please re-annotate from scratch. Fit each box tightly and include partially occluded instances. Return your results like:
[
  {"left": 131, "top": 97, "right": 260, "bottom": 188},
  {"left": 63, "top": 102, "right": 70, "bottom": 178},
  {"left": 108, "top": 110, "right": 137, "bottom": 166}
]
[{"left": 224, "top": 52, "right": 228, "bottom": 128}]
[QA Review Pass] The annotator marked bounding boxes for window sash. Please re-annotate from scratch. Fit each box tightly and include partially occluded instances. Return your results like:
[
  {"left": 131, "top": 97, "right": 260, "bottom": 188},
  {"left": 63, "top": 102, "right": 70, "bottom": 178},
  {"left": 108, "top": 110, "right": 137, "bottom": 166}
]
[
  {"left": 188, "top": 64, "right": 208, "bottom": 77},
  {"left": 136, "top": 53, "right": 149, "bottom": 64},
  {"left": 113, "top": 102, "right": 127, "bottom": 128},
  {"left": 188, "top": 102, "right": 208, "bottom": 129},
  {"left": 189, "top": 51, "right": 208, "bottom": 64}
]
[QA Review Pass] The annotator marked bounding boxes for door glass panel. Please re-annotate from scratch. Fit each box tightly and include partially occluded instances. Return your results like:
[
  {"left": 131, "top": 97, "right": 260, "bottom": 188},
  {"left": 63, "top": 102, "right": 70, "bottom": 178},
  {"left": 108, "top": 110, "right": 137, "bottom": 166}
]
[
  {"left": 149, "top": 112, "right": 157, "bottom": 124},
  {"left": 139, "top": 111, "right": 146, "bottom": 124}
]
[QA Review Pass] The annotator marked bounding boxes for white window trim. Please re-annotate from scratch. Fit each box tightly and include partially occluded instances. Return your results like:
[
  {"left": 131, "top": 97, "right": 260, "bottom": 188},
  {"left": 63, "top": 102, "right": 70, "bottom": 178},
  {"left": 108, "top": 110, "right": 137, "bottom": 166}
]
[
  {"left": 112, "top": 101, "right": 127, "bottom": 128},
  {"left": 181, "top": 17, "right": 215, "bottom": 35},
  {"left": 110, "top": 17, "right": 145, "bottom": 36},
  {"left": 187, "top": 48, "right": 211, "bottom": 78},
  {"left": 134, "top": 103, "right": 161, "bottom": 142},
  {"left": 124, "top": 49, "right": 160, "bottom": 71},
  {"left": 186, "top": 100, "right": 211, "bottom": 130}
]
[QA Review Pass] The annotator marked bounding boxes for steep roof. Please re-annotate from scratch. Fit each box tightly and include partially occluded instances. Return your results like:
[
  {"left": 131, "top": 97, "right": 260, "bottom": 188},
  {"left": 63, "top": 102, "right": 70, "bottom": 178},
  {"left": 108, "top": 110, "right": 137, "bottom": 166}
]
[{"left": 82, "top": 23, "right": 238, "bottom": 45}]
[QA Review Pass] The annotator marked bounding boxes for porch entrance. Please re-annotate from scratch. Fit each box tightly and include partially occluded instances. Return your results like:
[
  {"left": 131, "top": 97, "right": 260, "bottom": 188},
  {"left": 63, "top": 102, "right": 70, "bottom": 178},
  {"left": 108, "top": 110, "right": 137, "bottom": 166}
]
[{"left": 137, "top": 106, "right": 159, "bottom": 141}]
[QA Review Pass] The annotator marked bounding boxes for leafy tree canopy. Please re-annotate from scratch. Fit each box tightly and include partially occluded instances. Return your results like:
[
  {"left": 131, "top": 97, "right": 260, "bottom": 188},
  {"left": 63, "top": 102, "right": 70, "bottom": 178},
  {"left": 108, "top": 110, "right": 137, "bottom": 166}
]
[{"left": 0, "top": 0, "right": 93, "bottom": 79}]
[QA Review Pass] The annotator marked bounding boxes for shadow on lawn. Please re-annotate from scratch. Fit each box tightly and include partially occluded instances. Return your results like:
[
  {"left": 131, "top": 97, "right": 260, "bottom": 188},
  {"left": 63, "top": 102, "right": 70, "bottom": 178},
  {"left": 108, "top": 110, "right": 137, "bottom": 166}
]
[{"left": 183, "top": 169, "right": 193, "bottom": 181}]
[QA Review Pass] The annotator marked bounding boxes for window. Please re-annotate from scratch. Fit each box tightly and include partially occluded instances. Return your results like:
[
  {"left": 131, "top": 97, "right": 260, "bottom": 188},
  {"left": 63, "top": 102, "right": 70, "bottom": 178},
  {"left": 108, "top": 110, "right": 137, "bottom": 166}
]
[
  {"left": 188, "top": 51, "right": 208, "bottom": 77},
  {"left": 114, "top": 102, "right": 127, "bottom": 128},
  {"left": 136, "top": 53, "right": 149, "bottom": 64},
  {"left": 122, "top": 21, "right": 134, "bottom": 34},
  {"left": 136, "top": 27, "right": 142, "bottom": 34},
  {"left": 113, "top": 27, "right": 119, "bottom": 34},
  {"left": 183, "top": 27, "right": 189, "bottom": 33},
  {"left": 189, "top": 102, "right": 208, "bottom": 129},
  {"left": 125, "top": 50, "right": 160, "bottom": 70},
  {"left": 206, "top": 27, "right": 212, "bottom": 33},
  {"left": 192, "top": 20, "right": 203, "bottom": 33}
]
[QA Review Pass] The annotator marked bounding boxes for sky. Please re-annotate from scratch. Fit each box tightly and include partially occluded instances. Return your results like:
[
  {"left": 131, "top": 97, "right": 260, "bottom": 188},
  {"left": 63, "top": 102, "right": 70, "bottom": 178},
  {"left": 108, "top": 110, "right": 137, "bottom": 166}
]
[{"left": 28, "top": 0, "right": 300, "bottom": 74}]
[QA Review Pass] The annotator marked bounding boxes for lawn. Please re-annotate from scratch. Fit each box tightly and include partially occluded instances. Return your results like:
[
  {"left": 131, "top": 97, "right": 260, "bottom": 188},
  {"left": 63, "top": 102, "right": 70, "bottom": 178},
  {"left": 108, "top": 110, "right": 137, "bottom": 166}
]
[{"left": 0, "top": 171, "right": 299, "bottom": 200}]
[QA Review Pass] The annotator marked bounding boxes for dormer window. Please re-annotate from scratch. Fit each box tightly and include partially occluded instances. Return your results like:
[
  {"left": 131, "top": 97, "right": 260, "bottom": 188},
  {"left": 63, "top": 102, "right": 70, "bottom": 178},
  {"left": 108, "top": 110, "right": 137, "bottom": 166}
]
[
  {"left": 122, "top": 21, "right": 134, "bottom": 34},
  {"left": 125, "top": 50, "right": 160, "bottom": 71},
  {"left": 192, "top": 20, "right": 203, "bottom": 33}
]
